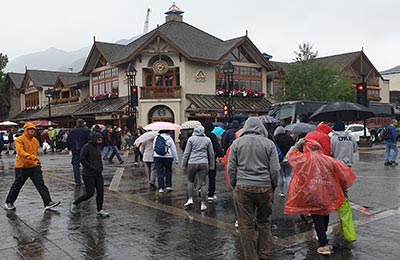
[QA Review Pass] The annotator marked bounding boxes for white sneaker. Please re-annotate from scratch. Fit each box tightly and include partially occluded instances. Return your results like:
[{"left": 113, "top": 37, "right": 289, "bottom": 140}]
[
  {"left": 235, "top": 220, "right": 239, "bottom": 228},
  {"left": 166, "top": 187, "right": 174, "bottom": 191},
  {"left": 201, "top": 202, "right": 207, "bottom": 211},
  {"left": 184, "top": 198, "right": 193, "bottom": 207},
  {"left": 279, "top": 193, "right": 285, "bottom": 198},
  {"left": 207, "top": 195, "right": 217, "bottom": 202},
  {"left": 159, "top": 188, "right": 164, "bottom": 193}
]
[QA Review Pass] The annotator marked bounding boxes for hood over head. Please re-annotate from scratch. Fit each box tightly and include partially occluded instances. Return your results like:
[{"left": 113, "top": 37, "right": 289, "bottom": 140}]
[
  {"left": 23, "top": 123, "right": 37, "bottom": 138},
  {"left": 202, "top": 120, "right": 214, "bottom": 133},
  {"left": 316, "top": 123, "right": 332, "bottom": 135},
  {"left": 193, "top": 125, "right": 205, "bottom": 136},
  {"left": 239, "top": 117, "right": 268, "bottom": 138},
  {"left": 88, "top": 132, "right": 103, "bottom": 145},
  {"left": 229, "top": 120, "right": 240, "bottom": 130},
  {"left": 274, "top": 126, "right": 285, "bottom": 136}
]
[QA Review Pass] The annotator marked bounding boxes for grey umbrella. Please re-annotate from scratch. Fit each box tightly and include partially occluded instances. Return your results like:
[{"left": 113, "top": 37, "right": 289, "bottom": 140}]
[{"left": 284, "top": 123, "right": 316, "bottom": 135}]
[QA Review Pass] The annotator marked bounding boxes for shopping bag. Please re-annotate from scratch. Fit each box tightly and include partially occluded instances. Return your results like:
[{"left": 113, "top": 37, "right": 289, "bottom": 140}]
[
  {"left": 337, "top": 199, "right": 357, "bottom": 242},
  {"left": 42, "top": 141, "right": 51, "bottom": 151}
]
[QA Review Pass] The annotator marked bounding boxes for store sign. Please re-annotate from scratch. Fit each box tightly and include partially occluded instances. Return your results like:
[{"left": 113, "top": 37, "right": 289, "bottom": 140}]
[{"left": 194, "top": 69, "right": 206, "bottom": 82}]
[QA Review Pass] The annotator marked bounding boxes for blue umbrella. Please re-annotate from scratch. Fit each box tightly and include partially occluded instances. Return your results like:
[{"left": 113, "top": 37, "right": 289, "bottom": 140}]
[{"left": 212, "top": 126, "right": 225, "bottom": 137}]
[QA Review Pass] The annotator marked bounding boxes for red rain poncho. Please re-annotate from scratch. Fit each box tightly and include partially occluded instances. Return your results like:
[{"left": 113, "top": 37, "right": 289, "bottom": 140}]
[{"left": 284, "top": 140, "right": 356, "bottom": 215}]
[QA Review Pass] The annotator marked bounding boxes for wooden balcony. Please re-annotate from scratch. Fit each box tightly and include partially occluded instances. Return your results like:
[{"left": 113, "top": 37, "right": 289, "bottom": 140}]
[{"left": 140, "top": 86, "right": 182, "bottom": 99}]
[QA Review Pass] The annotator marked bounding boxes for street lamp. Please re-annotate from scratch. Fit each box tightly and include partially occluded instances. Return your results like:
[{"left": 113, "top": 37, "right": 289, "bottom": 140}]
[
  {"left": 126, "top": 62, "right": 137, "bottom": 132},
  {"left": 222, "top": 60, "right": 235, "bottom": 123},
  {"left": 44, "top": 88, "right": 53, "bottom": 125}
]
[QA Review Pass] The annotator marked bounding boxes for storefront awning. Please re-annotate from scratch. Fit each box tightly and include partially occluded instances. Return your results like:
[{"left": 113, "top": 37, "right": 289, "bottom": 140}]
[
  {"left": 73, "top": 96, "right": 128, "bottom": 116},
  {"left": 186, "top": 94, "right": 271, "bottom": 114}
]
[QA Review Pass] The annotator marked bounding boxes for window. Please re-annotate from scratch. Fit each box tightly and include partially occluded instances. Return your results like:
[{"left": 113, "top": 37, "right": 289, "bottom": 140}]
[
  {"left": 216, "top": 65, "right": 262, "bottom": 92},
  {"left": 25, "top": 92, "right": 39, "bottom": 107},
  {"left": 144, "top": 68, "right": 180, "bottom": 87},
  {"left": 91, "top": 67, "right": 119, "bottom": 95}
]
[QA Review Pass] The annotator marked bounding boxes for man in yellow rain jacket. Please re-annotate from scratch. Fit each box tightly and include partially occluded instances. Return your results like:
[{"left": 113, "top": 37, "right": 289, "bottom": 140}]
[{"left": 4, "top": 123, "right": 60, "bottom": 211}]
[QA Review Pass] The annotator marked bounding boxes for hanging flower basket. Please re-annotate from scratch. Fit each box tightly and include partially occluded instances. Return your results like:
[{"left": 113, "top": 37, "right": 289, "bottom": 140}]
[
  {"left": 89, "top": 92, "right": 118, "bottom": 101},
  {"left": 215, "top": 88, "right": 265, "bottom": 97}
]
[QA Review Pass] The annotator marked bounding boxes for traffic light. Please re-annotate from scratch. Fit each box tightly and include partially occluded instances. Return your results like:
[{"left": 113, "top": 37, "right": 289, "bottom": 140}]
[
  {"left": 130, "top": 85, "right": 138, "bottom": 106},
  {"left": 356, "top": 83, "right": 368, "bottom": 107},
  {"left": 223, "top": 104, "right": 229, "bottom": 115}
]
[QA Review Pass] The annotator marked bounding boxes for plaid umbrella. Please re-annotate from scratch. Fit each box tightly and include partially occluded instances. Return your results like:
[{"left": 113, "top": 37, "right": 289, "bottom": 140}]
[{"left": 258, "top": 115, "right": 280, "bottom": 124}]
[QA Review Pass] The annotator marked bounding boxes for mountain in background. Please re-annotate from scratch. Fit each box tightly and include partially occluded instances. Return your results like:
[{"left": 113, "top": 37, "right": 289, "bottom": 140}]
[{"left": 5, "top": 35, "right": 140, "bottom": 73}]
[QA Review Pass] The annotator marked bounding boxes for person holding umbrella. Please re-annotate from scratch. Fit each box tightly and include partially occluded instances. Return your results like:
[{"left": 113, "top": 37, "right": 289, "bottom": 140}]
[
  {"left": 138, "top": 132, "right": 158, "bottom": 189},
  {"left": 384, "top": 119, "right": 399, "bottom": 166}
]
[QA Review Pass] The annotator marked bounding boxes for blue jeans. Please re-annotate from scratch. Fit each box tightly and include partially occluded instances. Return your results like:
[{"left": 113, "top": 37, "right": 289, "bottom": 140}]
[
  {"left": 102, "top": 146, "right": 110, "bottom": 159},
  {"left": 109, "top": 145, "right": 122, "bottom": 162},
  {"left": 154, "top": 157, "right": 173, "bottom": 189},
  {"left": 384, "top": 141, "right": 398, "bottom": 162},
  {"left": 71, "top": 150, "right": 82, "bottom": 185},
  {"left": 278, "top": 161, "right": 292, "bottom": 193}
]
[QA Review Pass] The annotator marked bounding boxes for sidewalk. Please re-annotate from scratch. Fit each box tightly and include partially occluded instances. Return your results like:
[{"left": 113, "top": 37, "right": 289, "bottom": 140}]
[{"left": 0, "top": 150, "right": 399, "bottom": 259}]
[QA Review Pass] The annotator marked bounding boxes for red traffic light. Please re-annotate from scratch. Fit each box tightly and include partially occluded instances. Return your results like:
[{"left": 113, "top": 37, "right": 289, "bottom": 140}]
[
  {"left": 357, "top": 84, "right": 364, "bottom": 91},
  {"left": 132, "top": 85, "right": 138, "bottom": 93}
]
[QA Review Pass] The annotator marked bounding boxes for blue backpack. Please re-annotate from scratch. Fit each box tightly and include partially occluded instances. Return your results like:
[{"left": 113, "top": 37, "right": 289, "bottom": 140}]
[
  {"left": 276, "top": 144, "right": 284, "bottom": 162},
  {"left": 154, "top": 136, "right": 168, "bottom": 155}
]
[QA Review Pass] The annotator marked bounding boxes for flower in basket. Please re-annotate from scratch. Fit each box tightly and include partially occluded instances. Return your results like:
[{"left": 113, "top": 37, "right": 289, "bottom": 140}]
[{"left": 216, "top": 88, "right": 225, "bottom": 96}]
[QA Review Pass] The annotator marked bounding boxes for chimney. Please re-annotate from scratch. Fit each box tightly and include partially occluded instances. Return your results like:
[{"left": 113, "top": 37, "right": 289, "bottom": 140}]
[{"left": 165, "top": 2, "right": 184, "bottom": 22}]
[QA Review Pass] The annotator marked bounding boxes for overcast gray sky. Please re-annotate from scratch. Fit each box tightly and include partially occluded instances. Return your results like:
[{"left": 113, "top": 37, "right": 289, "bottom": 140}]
[{"left": 1, "top": 0, "right": 399, "bottom": 71}]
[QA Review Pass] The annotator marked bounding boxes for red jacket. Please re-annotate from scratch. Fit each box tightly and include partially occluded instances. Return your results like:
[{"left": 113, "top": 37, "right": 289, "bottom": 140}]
[{"left": 305, "top": 123, "right": 332, "bottom": 156}]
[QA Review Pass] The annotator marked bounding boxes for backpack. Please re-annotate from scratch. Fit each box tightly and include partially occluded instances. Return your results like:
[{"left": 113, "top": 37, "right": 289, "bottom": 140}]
[
  {"left": 154, "top": 135, "right": 168, "bottom": 155},
  {"left": 276, "top": 144, "right": 284, "bottom": 162},
  {"left": 380, "top": 126, "right": 390, "bottom": 140}
]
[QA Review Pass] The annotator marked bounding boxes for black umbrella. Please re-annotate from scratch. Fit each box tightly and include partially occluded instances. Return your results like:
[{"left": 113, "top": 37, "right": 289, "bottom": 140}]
[{"left": 308, "top": 102, "right": 375, "bottom": 122}]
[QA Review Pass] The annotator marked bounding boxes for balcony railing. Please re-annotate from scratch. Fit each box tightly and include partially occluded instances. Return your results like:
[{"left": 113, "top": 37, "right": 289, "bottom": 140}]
[{"left": 140, "top": 86, "right": 182, "bottom": 99}]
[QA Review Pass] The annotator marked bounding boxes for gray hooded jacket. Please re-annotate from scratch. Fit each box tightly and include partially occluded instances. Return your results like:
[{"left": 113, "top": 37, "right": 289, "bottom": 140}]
[
  {"left": 330, "top": 131, "right": 358, "bottom": 166},
  {"left": 228, "top": 117, "right": 280, "bottom": 188},
  {"left": 181, "top": 126, "right": 215, "bottom": 170}
]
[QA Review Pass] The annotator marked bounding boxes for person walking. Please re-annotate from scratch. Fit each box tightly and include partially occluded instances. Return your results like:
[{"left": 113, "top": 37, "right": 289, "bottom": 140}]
[
  {"left": 69, "top": 132, "right": 110, "bottom": 217},
  {"left": 228, "top": 117, "right": 280, "bottom": 260},
  {"left": 41, "top": 129, "right": 51, "bottom": 154},
  {"left": 6, "top": 127, "right": 15, "bottom": 154},
  {"left": 101, "top": 125, "right": 112, "bottom": 160},
  {"left": 108, "top": 126, "right": 124, "bottom": 164},
  {"left": 0, "top": 131, "right": 5, "bottom": 157},
  {"left": 222, "top": 120, "right": 240, "bottom": 153},
  {"left": 140, "top": 138, "right": 157, "bottom": 189},
  {"left": 133, "top": 127, "right": 145, "bottom": 167},
  {"left": 153, "top": 130, "right": 179, "bottom": 193},
  {"left": 4, "top": 123, "right": 60, "bottom": 211},
  {"left": 384, "top": 119, "right": 398, "bottom": 166},
  {"left": 330, "top": 121, "right": 358, "bottom": 167},
  {"left": 48, "top": 127, "right": 57, "bottom": 152},
  {"left": 285, "top": 139, "right": 356, "bottom": 255},
  {"left": 182, "top": 125, "right": 215, "bottom": 211},
  {"left": 67, "top": 118, "right": 90, "bottom": 186},
  {"left": 202, "top": 121, "right": 223, "bottom": 202},
  {"left": 274, "top": 126, "right": 295, "bottom": 198}
]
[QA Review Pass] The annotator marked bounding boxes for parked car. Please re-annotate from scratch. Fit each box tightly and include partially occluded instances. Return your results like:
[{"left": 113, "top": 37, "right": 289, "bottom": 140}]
[{"left": 345, "top": 124, "right": 373, "bottom": 142}]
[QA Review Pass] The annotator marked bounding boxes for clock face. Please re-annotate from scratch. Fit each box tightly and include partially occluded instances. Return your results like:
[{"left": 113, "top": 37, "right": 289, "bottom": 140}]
[{"left": 152, "top": 60, "right": 169, "bottom": 75}]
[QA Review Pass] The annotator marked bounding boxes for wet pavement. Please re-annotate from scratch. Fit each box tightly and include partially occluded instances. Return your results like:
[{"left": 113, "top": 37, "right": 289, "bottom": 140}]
[{"left": 0, "top": 144, "right": 399, "bottom": 259}]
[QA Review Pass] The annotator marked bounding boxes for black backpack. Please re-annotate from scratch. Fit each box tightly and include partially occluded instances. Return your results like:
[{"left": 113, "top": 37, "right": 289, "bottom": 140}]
[
  {"left": 380, "top": 126, "right": 390, "bottom": 140},
  {"left": 154, "top": 136, "right": 168, "bottom": 155}
]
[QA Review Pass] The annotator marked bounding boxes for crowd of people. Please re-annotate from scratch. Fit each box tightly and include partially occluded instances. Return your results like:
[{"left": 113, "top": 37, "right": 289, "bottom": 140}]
[{"left": 3, "top": 116, "right": 397, "bottom": 259}]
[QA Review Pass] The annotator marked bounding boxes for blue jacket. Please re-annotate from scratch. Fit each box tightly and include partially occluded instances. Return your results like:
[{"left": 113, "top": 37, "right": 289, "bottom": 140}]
[
  {"left": 67, "top": 126, "right": 90, "bottom": 152},
  {"left": 387, "top": 124, "right": 397, "bottom": 143}
]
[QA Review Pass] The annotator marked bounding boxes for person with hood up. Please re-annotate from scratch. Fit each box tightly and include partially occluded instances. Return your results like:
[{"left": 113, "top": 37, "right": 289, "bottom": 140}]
[
  {"left": 4, "top": 123, "right": 60, "bottom": 211},
  {"left": 202, "top": 121, "right": 224, "bottom": 202},
  {"left": 228, "top": 117, "right": 280, "bottom": 260},
  {"left": 222, "top": 120, "right": 240, "bottom": 153},
  {"left": 140, "top": 137, "right": 157, "bottom": 189},
  {"left": 69, "top": 132, "right": 110, "bottom": 217},
  {"left": 330, "top": 121, "right": 358, "bottom": 167},
  {"left": 274, "top": 126, "right": 295, "bottom": 197},
  {"left": 285, "top": 139, "right": 356, "bottom": 255},
  {"left": 67, "top": 118, "right": 90, "bottom": 186},
  {"left": 305, "top": 122, "right": 332, "bottom": 156},
  {"left": 182, "top": 125, "right": 215, "bottom": 211},
  {"left": 153, "top": 130, "right": 179, "bottom": 193}
]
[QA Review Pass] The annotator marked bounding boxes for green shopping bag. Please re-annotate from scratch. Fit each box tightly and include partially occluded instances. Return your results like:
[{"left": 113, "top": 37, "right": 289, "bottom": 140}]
[{"left": 337, "top": 199, "right": 357, "bottom": 242}]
